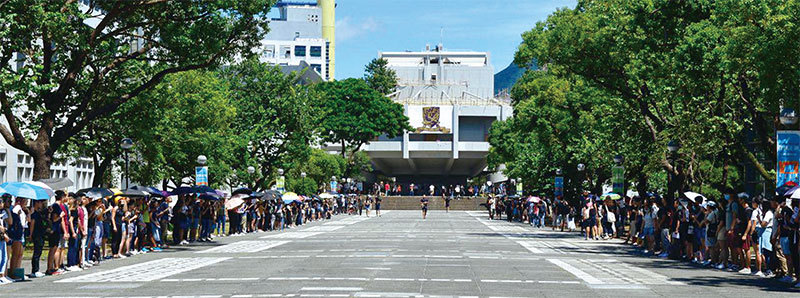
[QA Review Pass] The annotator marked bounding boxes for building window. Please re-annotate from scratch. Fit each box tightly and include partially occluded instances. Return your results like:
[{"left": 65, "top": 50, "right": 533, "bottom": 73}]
[
  {"left": 311, "top": 64, "right": 322, "bottom": 73},
  {"left": 262, "top": 45, "right": 275, "bottom": 58},
  {"left": 310, "top": 46, "right": 322, "bottom": 57},
  {"left": 294, "top": 45, "right": 306, "bottom": 57},
  {"left": 0, "top": 166, "right": 6, "bottom": 183},
  {"left": 280, "top": 46, "right": 291, "bottom": 59}
]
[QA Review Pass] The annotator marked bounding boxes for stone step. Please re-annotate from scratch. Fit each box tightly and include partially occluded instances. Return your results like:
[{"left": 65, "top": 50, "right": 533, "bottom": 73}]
[{"left": 377, "top": 196, "right": 484, "bottom": 210}]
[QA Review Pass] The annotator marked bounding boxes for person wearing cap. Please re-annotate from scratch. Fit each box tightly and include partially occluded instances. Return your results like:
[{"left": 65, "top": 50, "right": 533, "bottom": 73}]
[{"left": 700, "top": 200, "right": 720, "bottom": 267}]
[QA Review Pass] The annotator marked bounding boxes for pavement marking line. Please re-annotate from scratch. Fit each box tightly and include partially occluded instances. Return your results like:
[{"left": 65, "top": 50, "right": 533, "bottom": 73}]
[
  {"left": 304, "top": 225, "right": 345, "bottom": 232},
  {"left": 515, "top": 241, "right": 544, "bottom": 254},
  {"left": 547, "top": 258, "right": 604, "bottom": 284},
  {"left": 197, "top": 241, "right": 290, "bottom": 253},
  {"left": 55, "top": 257, "right": 231, "bottom": 283},
  {"left": 261, "top": 232, "right": 323, "bottom": 239},
  {"left": 301, "top": 287, "right": 364, "bottom": 291}
]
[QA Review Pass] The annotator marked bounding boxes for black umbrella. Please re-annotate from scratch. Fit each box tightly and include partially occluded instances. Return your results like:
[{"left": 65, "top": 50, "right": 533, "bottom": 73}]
[
  {"left": 191, "top": 185, "right": 216, "bottom": 194},
  {"left": 78, "top": 187, "right": 114, "bottom": 199},
  {"left": 131, "top": 185, "right": 166, "bottom": 197},
  {"left": 261, "top": 190, "right": 281, "bottom": 201},
  {"left": 170, "top": 186, "right": 194, "bottom": 196},
  {"left": 119, "top": 189, "right": 149, "bottom": 198},
  {"left": 199, "top": 192, "right": 221, "bottom": 201},
  {"left": 233, "top": 187, "right": 253, "bottom": 196}
]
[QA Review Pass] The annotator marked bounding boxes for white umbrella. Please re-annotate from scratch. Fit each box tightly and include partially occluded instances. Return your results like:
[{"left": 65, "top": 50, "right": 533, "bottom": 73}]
[
  {"left": 684, "top": 191, "right": 706, "bottom": 203},
  {"left": 791, "top": 190, "right": 800, "bottom": 199},
  {"left": 37, "top": 177, "right": 73, "bottom": 190},
  {"left": 319, "top": 192, "right": 335, "bottom": 199},
  {"left": 226, "top": 193, "right": 247, "bottom": 210}
]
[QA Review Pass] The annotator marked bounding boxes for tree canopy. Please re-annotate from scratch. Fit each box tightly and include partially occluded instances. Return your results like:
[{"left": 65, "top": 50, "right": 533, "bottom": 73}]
[
  {"left": 491, "top": 0, "right": 791, "bottom": 200},
  {"left": 0, "top": 0, "right": 275, "bottom": 179}
]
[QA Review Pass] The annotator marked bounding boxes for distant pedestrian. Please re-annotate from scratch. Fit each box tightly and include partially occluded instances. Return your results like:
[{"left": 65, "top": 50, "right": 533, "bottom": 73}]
[
  {"left": 420, "top": 195, "right": 429, "bottom": 219},
  {"left": 375, "top": 196, "right": 382, "bottom": 217}
]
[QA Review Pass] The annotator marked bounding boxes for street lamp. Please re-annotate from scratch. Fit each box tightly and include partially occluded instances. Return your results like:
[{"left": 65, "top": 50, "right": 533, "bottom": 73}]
[
  {"left": 301, "top": 172, "right": 307, "bottom": 178},
  {"left": 577, "top": 163, "right": 585, "bottom": 172},
  {"left": 781, "top": 107, "right": 798, "bottom": 126},
  {"left": 247, "top": 166, "right": 255, "bottom": 174},
  {"left": 667, "top": 140, "right": 681, "bottom": 153},
  {"left": 613, "top": 154, "right": 624, "bottom": 165},
  {"left": 197, "top": 155, "right": 207, "bottom": 165},
  {"left": 277, "top": 168, "right": 284, "bottom": 176},
  {"left": 120, "top": 138, "right": 134, "bottom": 189},
  {"left": 556, "top": 168, "right": 562, "bottom": 176}
]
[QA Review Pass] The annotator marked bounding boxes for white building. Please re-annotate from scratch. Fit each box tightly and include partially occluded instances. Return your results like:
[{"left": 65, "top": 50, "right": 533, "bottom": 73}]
[
  {"left": 258, "top": 1, "right": 333, "bottom": 81},
  {"left": 363, "top": 44, "right": 513, "bottom": 184}
]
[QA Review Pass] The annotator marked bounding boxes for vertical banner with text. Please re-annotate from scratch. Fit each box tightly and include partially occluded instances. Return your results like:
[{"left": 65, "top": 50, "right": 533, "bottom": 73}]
[
  {"left": 275, "top": 176, "right": 286, "bottom": 194},
  {"left": 516, "top": 182, "right": 523, "bottom": 196},
  {"left": 195, "top": 166, "right": 208, "bottom": 186},
  {"left": 330, "top": 181, "right": 338, "bottom": 194},
  {"left": 778, "top": 131, "right": 800, "bottom": 187},
  {"left": 554, "top": 177, "right": 564, "bottom": 197},
  {"left": 612, "top": 166, "right": 625, "bottom": 194}
]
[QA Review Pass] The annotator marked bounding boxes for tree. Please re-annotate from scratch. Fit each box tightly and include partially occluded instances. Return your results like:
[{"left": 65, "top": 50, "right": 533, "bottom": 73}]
[
  {"left": 297, "top": 149, "right": 345, "bottom": 188},
  {"left": 499, "top": 0, "right": 780, "bottom": 198},
  {"left": 0, "top": 0, "right": 275, "bottom": 179},
  {"left": 316, "top": 78, "right": 410, "bottom": 174},
  {"left": 224, "top": 59, "right": 319, "bottom": 191},
  {"left": 364, "top": 58, "right": 397, "bottom": 95}
]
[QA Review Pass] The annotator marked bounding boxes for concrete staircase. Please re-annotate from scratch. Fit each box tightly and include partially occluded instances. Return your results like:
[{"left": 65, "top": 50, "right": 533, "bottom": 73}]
[{"left": 379, "top": 196, "right": 484, "bottom": 211}]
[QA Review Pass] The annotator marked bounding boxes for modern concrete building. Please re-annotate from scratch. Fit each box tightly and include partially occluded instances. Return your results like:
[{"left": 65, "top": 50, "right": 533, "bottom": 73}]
[
  {"left": 363, "top": 44, "right": 512, "bottom": 184},
  {"left": 258, "top": 0, "right": 335, "bottom": 81}
]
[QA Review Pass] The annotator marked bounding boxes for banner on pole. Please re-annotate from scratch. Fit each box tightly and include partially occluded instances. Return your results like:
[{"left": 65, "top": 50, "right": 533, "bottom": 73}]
[
  {"left": 612, "top": 166, "right": 625, "bottom": 194},
  {"left": 330, "top": 181, "right": 338, "bottom": 194},
  {"left": 275, "top": 176, "right": 286, "bottom": 193},
  {"left": 516, "top": 182, "right": 523, "bottom": 196},
  {"left": 554, "top": 177, "right": 564, "bottom": 197},
  {"left": 195, "top": 166, "right": 208, "bottom": 186},
  {"left": 778, "top": 131, "right": 800, "bottom": 187}
]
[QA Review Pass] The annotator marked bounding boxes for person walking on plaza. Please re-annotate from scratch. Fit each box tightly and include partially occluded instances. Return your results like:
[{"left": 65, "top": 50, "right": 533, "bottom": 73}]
[
  {"left": 375, "top": 195, "right": 382, "bottom": 217},
  {"left": 420, "top": 195, "right": 429, "bottom": 219}
]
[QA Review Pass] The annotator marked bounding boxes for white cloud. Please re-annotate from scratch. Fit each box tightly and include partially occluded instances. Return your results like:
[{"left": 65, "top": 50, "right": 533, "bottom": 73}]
[{"left": 336, "top": 16, "right": 380, "bottom": 41}]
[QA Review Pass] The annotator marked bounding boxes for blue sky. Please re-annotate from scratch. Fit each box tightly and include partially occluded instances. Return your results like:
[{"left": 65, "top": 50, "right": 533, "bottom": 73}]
[{"left": 334, "top": 0, "right": 576, "bottom": 79}]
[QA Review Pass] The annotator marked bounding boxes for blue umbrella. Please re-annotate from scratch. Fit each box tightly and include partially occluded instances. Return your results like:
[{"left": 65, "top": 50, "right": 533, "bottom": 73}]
[{"left": 0, "top": 182, "right": 52, "bottom": 200}]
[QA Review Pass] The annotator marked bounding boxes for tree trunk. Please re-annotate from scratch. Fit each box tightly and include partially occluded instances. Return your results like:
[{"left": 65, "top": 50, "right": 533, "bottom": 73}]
[
  {"left": 635, "top": 173, "right": 648, "bottom": 198},
  {"left": 92, "top": 157, "right": 114, "bottom": 187},
  {"left": 31, "top": 151, "right": 52, "bottom": 180}
]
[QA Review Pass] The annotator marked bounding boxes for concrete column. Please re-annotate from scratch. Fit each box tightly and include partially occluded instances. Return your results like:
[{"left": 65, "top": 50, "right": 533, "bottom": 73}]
[
  {"left": 403, "top": 103, "right": 410, "bottom": 159},
  {"left": 452, "top": 104, "right": 459, "bottom": 159}
]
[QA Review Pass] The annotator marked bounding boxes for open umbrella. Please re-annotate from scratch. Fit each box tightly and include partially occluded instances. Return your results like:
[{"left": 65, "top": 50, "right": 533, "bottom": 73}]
[
  {"left": 319, "top": 192, "right": 335, "bottom": 199},
  {"left": 120, "top": 189, "right": 149, "bottom": 198},
  {"left": 232, "top": 188, "right": 253, "bottom": 196},
  {"left": 0, "top": 182, "right": 52, "bottom": 200},
  {"left": 169, "top": 186, "right": 193, "bottom": 196},
  {"left": 282, "top": 192, "right": 300, "bottom": 204},
  {"left": 191, "top": 185, "right": 216, "bottom": 194},
  {"left": 601, "top": 193, "right": 622, "bottom": 200},
  {"left": 78, "top": 187, "right": 114, "bottom": 199},
  {"left": 199, "top": 193, "right": 221, "bottom": 201},
  {"left": 131, "top": 185, "right": 167, "bottom": 197},
  {"left": 683, "top": 191, "right": 706, "bottom": 204},
  {"left": 527, "top": 196, "right": 541, "bottom": 203},
  {"left": 791, "top": 190, "right": 800, "bottom": 200},
  {"left": 262, "top": 190, "right": 281, "bottom": 201},
  {"left": 226, "top": 194, "right": 247, "bottom": 210},
  {"left": 23, "top": 181, "right": 56, "bottom": 198},
  {"left": 38, "top": 177, "right": 73, "bottom": 190}
]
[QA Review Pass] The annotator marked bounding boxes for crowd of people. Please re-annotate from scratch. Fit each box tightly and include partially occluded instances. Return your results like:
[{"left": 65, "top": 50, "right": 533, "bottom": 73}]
[
  {"left": 485, "top": 188, "right": 800, "bottom": 288},
  {"left": 0, "top": 189, "right": 368, "bottom": 285}
]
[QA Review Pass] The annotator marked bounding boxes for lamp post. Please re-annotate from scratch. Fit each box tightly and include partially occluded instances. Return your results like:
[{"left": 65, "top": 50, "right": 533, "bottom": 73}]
[
  {"left": 613, "top": 154, "right": 624, "bottom": 165},
  {"left": 120, "top": 138, "right": 134, "bottom": 189},
  {"left": 246, "top": 166, "right": 255, "bottom": 188},
  {"left": 197, "top": 155, "right": 207, "bottom": 165}
]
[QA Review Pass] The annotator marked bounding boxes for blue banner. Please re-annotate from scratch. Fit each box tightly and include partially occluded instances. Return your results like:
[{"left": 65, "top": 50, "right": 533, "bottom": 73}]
[
  {"left": 778, "top": 131, "right": 800, "bottom": 187},
  {"left": 554, "top": 177, "right": 564, "bottom": 197},
  {"left": 195, "top": 166, "right": 208, "bottom": 186}
]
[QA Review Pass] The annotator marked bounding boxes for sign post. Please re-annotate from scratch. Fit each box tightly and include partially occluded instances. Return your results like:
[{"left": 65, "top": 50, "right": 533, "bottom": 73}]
[
  {"left": 612, "top": 166, "right": 625, "bottom": 195},
  {"left": 516, "top": 181, "right": 523, "bottom": 196},
  {"left": 778, "top": 131, "right": 800, "bottom": 187},
  {"left": 195, "top": 166, "right": 208, "bottom": 186}
]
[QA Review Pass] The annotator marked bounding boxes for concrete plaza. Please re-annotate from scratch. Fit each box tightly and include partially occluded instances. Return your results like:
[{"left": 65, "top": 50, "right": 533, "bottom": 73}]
[{"left": 2, "top": 210, "right": 796, "bottom": 297}]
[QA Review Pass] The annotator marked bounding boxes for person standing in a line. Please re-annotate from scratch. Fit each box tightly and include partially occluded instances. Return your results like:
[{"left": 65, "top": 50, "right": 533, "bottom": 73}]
[{"left": 421, "top": 195, "right": 429, "bottom": 219}]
